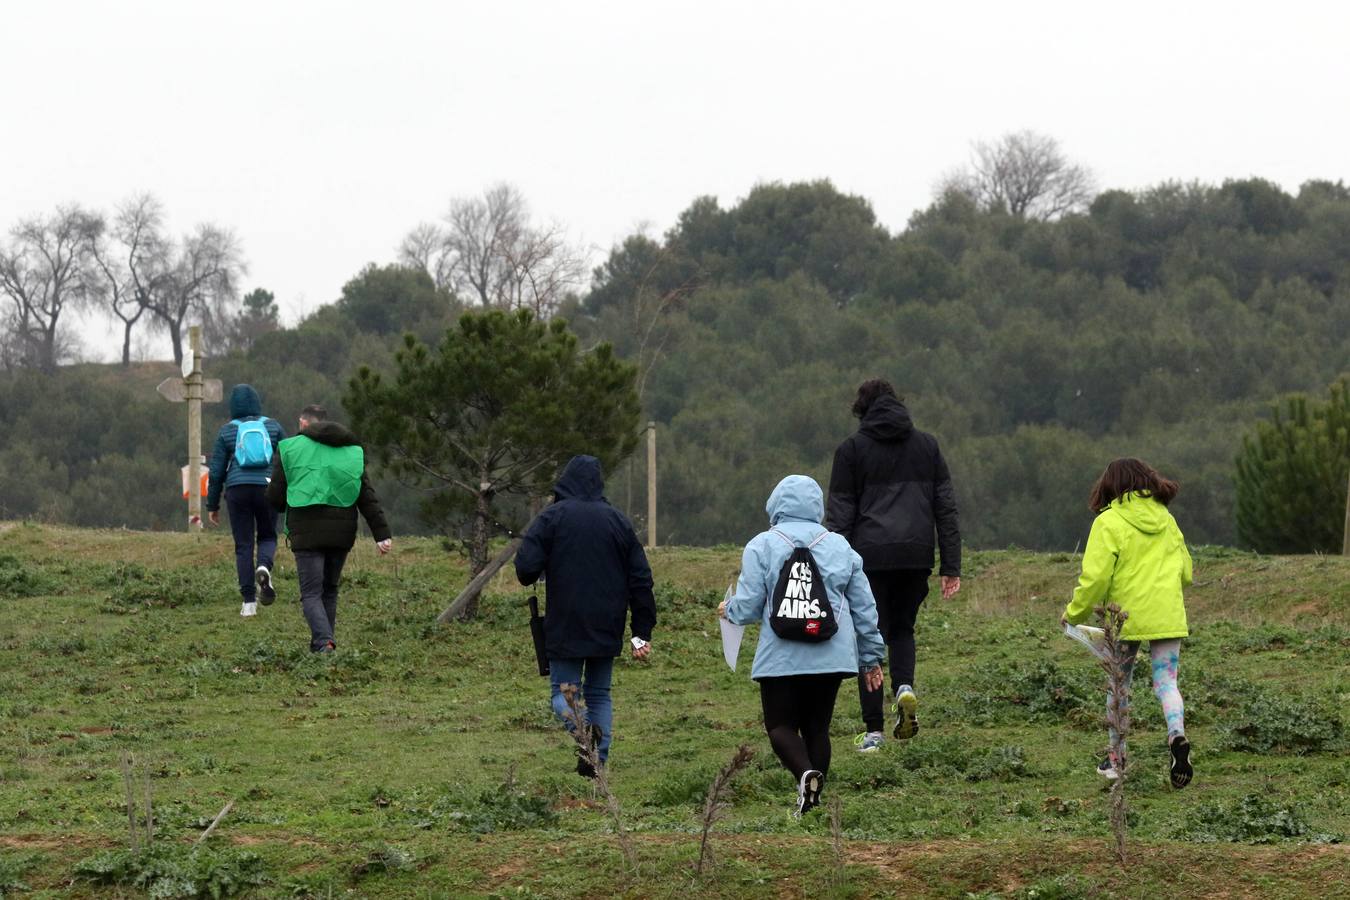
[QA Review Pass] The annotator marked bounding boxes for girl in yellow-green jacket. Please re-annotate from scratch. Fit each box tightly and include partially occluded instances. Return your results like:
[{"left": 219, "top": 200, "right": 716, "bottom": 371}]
[{"left": 1061, "top": 458, "right": 1194, "bottom": 789}]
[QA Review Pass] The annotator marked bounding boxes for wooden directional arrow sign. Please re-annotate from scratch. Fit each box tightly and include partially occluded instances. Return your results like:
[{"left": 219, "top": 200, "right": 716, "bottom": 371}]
[
  {"left": 157, "top": 377, "right": 223, "bottom": 403},
  {"left": 157, "top": 377, "right": 187, "bottom": 402}
]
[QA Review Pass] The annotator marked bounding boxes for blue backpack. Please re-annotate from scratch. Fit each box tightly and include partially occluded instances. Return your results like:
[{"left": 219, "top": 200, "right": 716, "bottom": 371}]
[{"left": 232, "top": 418, "right": 273, "bottom": 469}]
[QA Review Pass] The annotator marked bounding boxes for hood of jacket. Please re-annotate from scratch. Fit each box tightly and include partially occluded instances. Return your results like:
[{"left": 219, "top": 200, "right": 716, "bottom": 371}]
[
  {"left": 859, "top": 395, "right": 913, "bottom": 443},
  {"left": 300, "top": 421, "right": 360, "bottom": 448},
  {"left": 554, "top": 455, "right": 605, "bottom": 501},
  {"left": 229, "top": 384, "right": 262, "bottom": 419},
  {"left": 1108, "top": 492, "right": 1171, "bottom": 534},
  {"left": 766, "top": 475, "right": 825, "bottom": 526}
]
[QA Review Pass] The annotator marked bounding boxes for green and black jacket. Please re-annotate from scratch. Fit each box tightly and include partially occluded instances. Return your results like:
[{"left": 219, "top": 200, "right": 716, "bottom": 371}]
[{"left": 265, "top": 421, "right": 391, "bottom": 552}]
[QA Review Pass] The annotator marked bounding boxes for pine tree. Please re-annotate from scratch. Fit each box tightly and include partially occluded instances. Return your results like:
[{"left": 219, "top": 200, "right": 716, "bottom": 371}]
[
  {"left": 345, "top": 310, "right": 641, "bottom": 617},
  {"left": 1235, "top": 376, "right": 1350, "bottom": 553}
]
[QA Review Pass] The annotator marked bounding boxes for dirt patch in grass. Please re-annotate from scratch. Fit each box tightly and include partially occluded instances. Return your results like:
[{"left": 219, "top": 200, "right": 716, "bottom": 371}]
[{"left": 0, "top": 833, "right": 109, "bottom": 850}]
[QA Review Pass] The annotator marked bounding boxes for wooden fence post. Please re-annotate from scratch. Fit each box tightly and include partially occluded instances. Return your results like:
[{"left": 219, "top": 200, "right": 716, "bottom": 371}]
[{"left": 647, "top": 421, "right": 656, "bottom": 548}]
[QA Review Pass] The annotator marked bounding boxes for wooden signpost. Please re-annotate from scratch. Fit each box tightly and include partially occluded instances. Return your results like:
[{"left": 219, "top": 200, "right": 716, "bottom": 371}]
[{"left": 155, "top": 326, "right": 222, "bottom": 531}]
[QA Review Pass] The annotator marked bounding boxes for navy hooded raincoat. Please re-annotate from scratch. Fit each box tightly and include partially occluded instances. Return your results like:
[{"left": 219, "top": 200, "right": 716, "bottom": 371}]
[{"left": 515, "top": 456, "right": 656, "bottom": 659}]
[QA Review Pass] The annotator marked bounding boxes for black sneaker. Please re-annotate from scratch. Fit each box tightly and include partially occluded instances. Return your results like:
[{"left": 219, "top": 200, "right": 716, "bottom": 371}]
[
  {"left": 1097, "top": 757, "right": 1119, "bottom": 781},
  {"left": 255, "top": 566, "right": 276, "bottom": 605},
  {"left": 1169, "top": 736, "right": 1193, "bottom": 789},
  {"left": 795, "top": 769, "right": 823, "bottom": 818}
]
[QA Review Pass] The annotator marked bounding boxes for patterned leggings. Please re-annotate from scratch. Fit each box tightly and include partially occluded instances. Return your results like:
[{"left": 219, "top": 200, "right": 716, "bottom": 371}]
[{"left": 1108, "top": 639, "right": 1185, "bottom": 751}]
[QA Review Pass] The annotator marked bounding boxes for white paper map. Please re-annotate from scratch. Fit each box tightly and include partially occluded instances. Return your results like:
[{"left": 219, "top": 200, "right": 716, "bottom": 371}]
[
  {"left": 1063, "top": 621, "right": 1107, "bottom": 660},
  {"left": 719, "top": 584, "right": 744, "bottom": 671}
]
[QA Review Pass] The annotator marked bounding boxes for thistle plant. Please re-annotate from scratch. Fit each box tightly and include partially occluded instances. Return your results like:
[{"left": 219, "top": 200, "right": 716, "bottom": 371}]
[
  {"left": 1096, "top": 602, "right": 1132, "bottom": 864},
  {"left": 559, "top": 683, "right": 636, "bottom": 869},
  {"left": 694, "top": 743, "right": 754, "bottom": 876}
]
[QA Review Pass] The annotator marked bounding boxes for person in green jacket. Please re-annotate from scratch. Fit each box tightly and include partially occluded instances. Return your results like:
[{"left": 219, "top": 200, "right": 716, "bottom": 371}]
[
  {"left": 266, "top": 405, "right": 392, "bottom": 653},
  {"left": 1061, "top": 457, "right": 1194, "bottom": 789}
]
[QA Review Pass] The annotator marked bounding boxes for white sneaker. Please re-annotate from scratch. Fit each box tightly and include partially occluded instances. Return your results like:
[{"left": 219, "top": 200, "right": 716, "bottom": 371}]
[
  {"left": 855, "top": 732, "right": 885, "bottom": 753},
  {"left": 240, "top": 602, "right": 258, "bottom": 617}
]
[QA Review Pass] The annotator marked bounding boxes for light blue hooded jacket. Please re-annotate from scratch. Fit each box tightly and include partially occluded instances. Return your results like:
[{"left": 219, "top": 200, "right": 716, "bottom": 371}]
[{"left": 725, "top": 475, "right": 886, "bottom": 681}]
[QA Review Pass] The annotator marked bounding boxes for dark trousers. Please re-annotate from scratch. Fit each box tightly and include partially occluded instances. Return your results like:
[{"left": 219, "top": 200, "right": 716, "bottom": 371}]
[
  {"left": 859, "top": 569, "right": 931, "bottom": 733},
  {"left": 294, "top": 549, "right": 348, "bottom": 651},
  {"left": 224, "top": 484, "right": 277, "bottom": 601},
  {"left": 759, "top": 673, "right": 844, "bottom": 779}
]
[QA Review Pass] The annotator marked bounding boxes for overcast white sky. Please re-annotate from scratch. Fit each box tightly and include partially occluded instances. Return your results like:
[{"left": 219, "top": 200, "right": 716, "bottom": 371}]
[{"left": 4, "top": 0, "right": 1349, "bottom": 362}]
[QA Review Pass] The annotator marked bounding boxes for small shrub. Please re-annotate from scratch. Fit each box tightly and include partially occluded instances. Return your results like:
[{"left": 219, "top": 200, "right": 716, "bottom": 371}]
[
  {"left": 1015, "top": 874, "right": 1096, "bottom": 899},
  {"left": 101, "top": 563, "right": 214, "bottom": 612},
  {"left": 0, "top": 851, "right": 38, "bottom": 897},
  {"left": 966, "top": 745, "right": 1029, "bottom": 782},
  {"left": 351, "top": 843, "right": 416, "bottom": 878},
  {"left": 399, "top": 781, "right": 558, "bottom": 833},
  {"left": 1224, "top": 694, "right": 1343, "bottom": 754},
  {"left": 1178, "top": 793, "right": 1341, "bottom": 844},
  {"left": 0, "top": 554, "right": 56, "bottom": 599},
  {"left": 650, "top": 768, "right": 715, "bottom": 808},
  {"left": 73, "top": 844, "right": 268, "bottom": 898},
  {"left": 504, "top": 703, "right": 557, "bottom": 733},
  {"left": 960, "top": 660, "right": 1096, "bottom": 725}
]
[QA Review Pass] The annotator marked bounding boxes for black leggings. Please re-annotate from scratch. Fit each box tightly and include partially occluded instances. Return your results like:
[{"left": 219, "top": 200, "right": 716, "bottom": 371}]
[
  {"left": 859, "top": 569, "right": 930, "bottom": 732},
  {"left": 759, "top": 674, "right": 844, "bottom": 780}
]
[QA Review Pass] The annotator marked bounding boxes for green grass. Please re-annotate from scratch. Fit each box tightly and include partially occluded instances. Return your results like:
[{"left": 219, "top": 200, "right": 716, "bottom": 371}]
[{"left": 1, "top": 523, "right": 1347, "bottom": 898}]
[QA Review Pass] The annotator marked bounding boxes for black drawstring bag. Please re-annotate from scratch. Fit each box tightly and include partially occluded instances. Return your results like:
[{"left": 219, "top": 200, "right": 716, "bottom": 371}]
[
  {"left": 767, "top": 529, "right": 838, "bottom": 643},
  {"left": 528, "top": 595, "right": 549, "bottom": 676}
]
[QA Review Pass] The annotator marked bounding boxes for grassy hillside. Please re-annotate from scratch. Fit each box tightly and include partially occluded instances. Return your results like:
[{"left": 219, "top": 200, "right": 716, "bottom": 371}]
[{"left": 0, "top": 524, "right": 1346, "bottom": 898}]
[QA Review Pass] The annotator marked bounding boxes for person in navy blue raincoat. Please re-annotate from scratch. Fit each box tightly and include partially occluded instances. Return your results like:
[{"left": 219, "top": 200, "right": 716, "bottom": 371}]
[{"left": 515, "top": 455, "right": 656, "bottom": 776}]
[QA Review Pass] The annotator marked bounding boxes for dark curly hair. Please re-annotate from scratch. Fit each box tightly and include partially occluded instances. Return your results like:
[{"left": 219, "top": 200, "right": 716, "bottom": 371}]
[
  {"left": 852, "top": 379, "right": 900, "bottom": 418},
  {"left": 1088, "top": 457, "right": 1179, "bottom": 512}
]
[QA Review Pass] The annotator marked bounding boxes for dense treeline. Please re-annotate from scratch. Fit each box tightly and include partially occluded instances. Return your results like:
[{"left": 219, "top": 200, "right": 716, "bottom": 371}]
[
  {"left": 572, "top": 177, "right": 1350, "bottom": 548},
  {"left": 2, "top": 177, "right": 1347, "bottom": 551}
]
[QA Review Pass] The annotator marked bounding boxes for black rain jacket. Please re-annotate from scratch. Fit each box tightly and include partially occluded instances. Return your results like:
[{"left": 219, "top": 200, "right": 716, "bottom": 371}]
[
  {"left": 515, "top": 455, "right": 656, "bottom": 659},
  {"left": 265, "top": 421, "right": 391, "bottom": 552},
  {"left": 824, "top": 396, "right": 961, "bottom": 576}
]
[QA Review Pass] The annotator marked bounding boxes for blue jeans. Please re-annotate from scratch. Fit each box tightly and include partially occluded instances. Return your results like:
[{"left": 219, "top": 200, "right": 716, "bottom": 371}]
[
  {"left": 549, "top": 657, "right": 615, "bottom": 762},
  {"left": 224, "top": 484, "right": 277, "bottom": 601}
]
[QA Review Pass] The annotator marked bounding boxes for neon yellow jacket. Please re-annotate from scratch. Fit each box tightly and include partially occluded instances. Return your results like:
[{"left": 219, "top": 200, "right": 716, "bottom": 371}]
[{"left": 1064, "top": 492, "right": 1192, "bottom": 641}]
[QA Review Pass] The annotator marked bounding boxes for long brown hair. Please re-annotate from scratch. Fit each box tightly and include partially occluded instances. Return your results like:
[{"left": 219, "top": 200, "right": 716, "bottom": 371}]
[
  {"left": 852, "top": 379, "right": 900, "bottom": 418},
  {"left": 1088, "top": 457, "right": 1179, "bottom": 512}
]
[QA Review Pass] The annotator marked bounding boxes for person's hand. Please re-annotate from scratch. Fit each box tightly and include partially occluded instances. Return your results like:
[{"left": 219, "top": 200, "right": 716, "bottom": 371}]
[
  {"left": 1059, "top": 614, "right": 1069, "bottom": 629},
  {"left": 863, "top": 665, "right": 883, "bottom": 692},
  {"left": 207, "top": 510, "right": 219, "bottom": 526},
  {"left": 376, "top": 538, "right": 392, "bottom": 555},
  {"left": 941, "top": 575, "right": 961, "bottom": 599},
  {"left": 717, "top": 599, "right": 728, "bottom": 619},
  {"left": 632, "top": 640, "right": 651, "bottom": 661}
]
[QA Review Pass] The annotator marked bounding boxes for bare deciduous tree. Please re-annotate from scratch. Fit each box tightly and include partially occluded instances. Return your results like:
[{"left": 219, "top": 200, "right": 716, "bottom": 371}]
[
  {"left": 89, "top": 195, "right": 168, "bottom": 367},
  {"left": 88, "top": 194, "right": 246, "bottom": 365},
  {"left": 0, "top": 204, "right": 102, "bottom": 372},
  {"left": 938, "top": 130, "right": 1095, "bottom": 220},
  {"left": 399, "top": 183, "right": 586, "bottom": 317},
  {"left": 156, "top": 224, "right": 246, "bottom": 365}
]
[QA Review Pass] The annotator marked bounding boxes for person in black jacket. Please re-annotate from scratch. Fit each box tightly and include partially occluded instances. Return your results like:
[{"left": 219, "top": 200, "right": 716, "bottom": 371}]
[
  {"left": 825, "top": 380, "right": 960, "bottom": 750},
  {"left": 515, "top": 455, "right": 655, "bottom": 776},
  {"left": 265, "top": 405, "right": 392, "bottom": 653}
]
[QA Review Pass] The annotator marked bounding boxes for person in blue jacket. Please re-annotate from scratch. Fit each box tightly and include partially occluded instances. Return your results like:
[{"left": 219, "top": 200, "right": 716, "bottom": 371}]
[
  {"left": 206, "top": 384, "right": 286, "bottom": 618},
  {"left": 719, "top": 474, "right": 885, "bottom": 818},
  {"left": 515, "top": 455, "right": 656, "bottom": 777}
]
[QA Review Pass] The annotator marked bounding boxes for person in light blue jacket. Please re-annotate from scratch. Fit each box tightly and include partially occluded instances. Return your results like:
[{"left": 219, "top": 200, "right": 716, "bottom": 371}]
[{"left": 719, "top": 475, "right": 885, "bottom": 817}]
